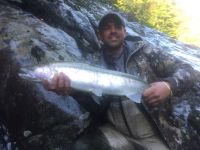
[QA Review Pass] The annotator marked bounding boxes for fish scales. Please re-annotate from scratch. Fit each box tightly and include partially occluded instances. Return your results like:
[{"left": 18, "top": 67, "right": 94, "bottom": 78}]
[{"left": 19, "top": 62, "right": 147, "bottom": 103}]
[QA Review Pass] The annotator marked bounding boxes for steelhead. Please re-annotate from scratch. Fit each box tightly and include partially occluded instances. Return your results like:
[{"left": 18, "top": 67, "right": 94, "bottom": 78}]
[{"left": 19, "top": 62, "right": 147, "bottom": 103}]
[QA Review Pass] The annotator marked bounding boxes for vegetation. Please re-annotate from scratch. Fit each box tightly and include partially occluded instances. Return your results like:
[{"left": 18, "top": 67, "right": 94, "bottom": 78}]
[
  {"left": 98, "top": 0, "right": 199, "bottom": 47},
  {"left": 115, "top": 0, "right": 181, "bottom": 38}
]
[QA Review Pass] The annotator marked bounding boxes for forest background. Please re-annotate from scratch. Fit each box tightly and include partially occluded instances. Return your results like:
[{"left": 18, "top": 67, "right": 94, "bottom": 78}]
[{"left": 98, "top": 0, "right": 200, "bottom": 47}]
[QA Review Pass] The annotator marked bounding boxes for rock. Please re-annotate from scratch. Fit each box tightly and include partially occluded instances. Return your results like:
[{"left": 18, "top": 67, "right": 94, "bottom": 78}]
[
  {"left": 0, "top": 3, "right": 90, "bottom": 149},
  {"left": 0, "top": 122, "right": 13, "bottom": 150},
  {"left": 21, "top": 0, "right": 100, "bottom": 53}
]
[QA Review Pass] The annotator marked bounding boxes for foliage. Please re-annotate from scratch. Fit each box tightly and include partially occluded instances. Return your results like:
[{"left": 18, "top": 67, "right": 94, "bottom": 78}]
[
  {"left": 114, "top": 0, "right": 181, "bottom": 38},
  {"left": 75, "top": 0, "right": 199, "bottom": 47}
]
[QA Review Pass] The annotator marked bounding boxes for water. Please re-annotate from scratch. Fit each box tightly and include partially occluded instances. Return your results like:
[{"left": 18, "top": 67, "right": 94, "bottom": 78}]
[
  {"left": 127, "top": 22, "right": 200, "bottom": 71},
  {"left": 78, "top": 1, "right": 200, "bottom": 72}
]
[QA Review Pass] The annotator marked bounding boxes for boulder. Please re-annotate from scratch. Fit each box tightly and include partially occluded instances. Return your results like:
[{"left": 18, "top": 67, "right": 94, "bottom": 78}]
[{"left": 0, "top": 2, "right": 90, "bottom": 149}]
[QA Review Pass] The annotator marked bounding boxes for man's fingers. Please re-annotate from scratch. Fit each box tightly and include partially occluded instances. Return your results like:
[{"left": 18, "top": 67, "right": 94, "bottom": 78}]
[
  {"left": 142, "top": 84, "right": 157, "bottom": 100},
  {"left": 63, "top": 75, "right": 72, "bottom": 94},
  {"left": 142, "top": 82, "right": 172, "bottom": 107},
  {"left": 42, "top": 72, "right": 72, "bottom": 95},
  {"left": 144, "top": 95, "right": 159, "bottom": 103},
  {"left": 145, "top": 97, "right": 160, "bottom": 106},
  {"left": 150, "top": 101, "right": 160, "bottom": 107},
  {"left": 64, "top": 75, "right": 70, "bottom": 88},
  {"left": 50, "top": 73, "right": 59, "bottom": 89},
  {"left": 147, "top": 97, "right": 159, "bottom": 104},
  {"left": 42, "top": 79, "right": 50, "bottom": 90},
  {"left": 58, "top": 72, "right": 65, "bottom": 89},
  {"left": 142, "top": 87, "right": 153, "bottom": 98}
]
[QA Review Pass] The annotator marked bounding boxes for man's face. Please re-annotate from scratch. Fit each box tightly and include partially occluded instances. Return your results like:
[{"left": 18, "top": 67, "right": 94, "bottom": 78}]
[{"left": 99, "top": 22, "right": 126, "bottom": 50}]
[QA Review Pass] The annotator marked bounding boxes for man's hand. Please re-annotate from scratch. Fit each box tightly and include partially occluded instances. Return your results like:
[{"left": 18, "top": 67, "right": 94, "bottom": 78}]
[
  {"left": 42, "top": 72, "right": 72, "bottom": 95},
  {"left": 142, "top": 82, "right": 172, "bottom": 107}
]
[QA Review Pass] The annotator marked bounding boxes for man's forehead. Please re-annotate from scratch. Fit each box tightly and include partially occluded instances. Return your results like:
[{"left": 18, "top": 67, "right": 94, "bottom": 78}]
[{"left": 103, "top": 20, "right": 122, "bottom": 26}]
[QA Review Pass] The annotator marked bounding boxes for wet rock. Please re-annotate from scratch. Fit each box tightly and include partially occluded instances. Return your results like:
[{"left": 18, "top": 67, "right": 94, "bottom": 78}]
[
  {"left": 21, "top": 0, "right": 100, "bottom": 53},
  {"left": 0, "top": 3, "right": 90, "bottom": 149},
  {"left": 0, "top": 122, "right": 13, "bottom": 150}
]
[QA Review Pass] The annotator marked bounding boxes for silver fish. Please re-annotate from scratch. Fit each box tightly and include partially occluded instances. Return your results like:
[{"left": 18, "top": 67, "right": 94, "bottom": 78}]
[{"left": 19, "top": 62, "right": 147, "bottom": 103}]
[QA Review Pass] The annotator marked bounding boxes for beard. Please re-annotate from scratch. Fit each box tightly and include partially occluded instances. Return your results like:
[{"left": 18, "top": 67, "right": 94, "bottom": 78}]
[
  {"left": 102, "top": 40, "right": 124, "bottom": 57},
  {"left": 103, "top": 41, "right": 123, "bottom": 50}
]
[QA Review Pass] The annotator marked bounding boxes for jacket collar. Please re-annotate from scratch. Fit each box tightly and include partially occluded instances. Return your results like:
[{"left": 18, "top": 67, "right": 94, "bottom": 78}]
[{"left": 99, "top": 35, "right": 145, "bottom": 68}]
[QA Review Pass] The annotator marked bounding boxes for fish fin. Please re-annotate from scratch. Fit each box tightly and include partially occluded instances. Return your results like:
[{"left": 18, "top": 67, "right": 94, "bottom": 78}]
[
  {"left": 92, "top": 89, "right": 103, "bottom": 97},
  {"left": 90, "top": 94, "right": 101, "bottom": 105},
  {"left": 126, "top": 94, "right": 142, "bottom": 103}
]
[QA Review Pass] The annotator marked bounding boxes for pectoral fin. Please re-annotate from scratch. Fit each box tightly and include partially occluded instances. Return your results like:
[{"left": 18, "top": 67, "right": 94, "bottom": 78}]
[
  {"left": 126, "top": 94, "right": 142, "bottom": 103},
  {"left": 90, "top": 94, "right": 101, "bottom": 105},
  {"left": 92, "top": 89, "right": 103, "bottom": 97},
  {"left": 91, "top": 89, "right": 103, "bottom": 105}
]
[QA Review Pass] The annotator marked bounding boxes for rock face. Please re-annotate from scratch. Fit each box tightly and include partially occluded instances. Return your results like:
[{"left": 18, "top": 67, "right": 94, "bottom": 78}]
[
  {"left": 21, "top": 0, "right": 100, "bottom": 53},
  {"left": 0, "top": 1, "right": 90, "bottom": 149},
  {"left": 0, "top": 0, "right": 200, "bottom": 149}
]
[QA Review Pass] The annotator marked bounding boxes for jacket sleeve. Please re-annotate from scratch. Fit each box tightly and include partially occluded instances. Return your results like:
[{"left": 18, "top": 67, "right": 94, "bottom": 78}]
[{"left": 142, "top": 43, "right": 196, "bottom": 96}]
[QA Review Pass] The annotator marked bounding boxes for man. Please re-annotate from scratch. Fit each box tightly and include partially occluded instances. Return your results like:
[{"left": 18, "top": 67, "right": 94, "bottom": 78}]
[{"left": 43, "top": 12, "right": 195, "bottom": 150}]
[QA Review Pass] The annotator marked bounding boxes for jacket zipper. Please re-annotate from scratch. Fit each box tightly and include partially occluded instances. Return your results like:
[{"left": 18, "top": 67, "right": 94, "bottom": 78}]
[
  {"left": 125, "top": 41, "right": 144, "bottom": 72},
  {"left": 122, "top": 41, "right": 144, "bottom": 136}
]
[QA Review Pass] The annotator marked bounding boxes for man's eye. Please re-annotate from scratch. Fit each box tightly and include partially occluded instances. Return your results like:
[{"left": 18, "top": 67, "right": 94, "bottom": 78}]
[
  {"left": 115, "top": 25, "right": 123, "bottom": 29},
  {"left": 102, "top": 26, "right": 110, "bottom": 30}
]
